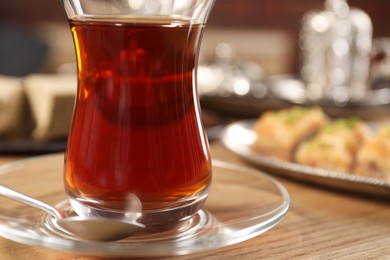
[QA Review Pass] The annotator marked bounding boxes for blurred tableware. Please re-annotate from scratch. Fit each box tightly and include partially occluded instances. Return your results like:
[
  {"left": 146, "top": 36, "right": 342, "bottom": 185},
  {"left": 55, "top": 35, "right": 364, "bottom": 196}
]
[
  {"left": 370, "top": 37, "right": 390, "bottom": 89},
  {"left": 269, "top": 75, "right": 390, "bottom": 107},
  {"left": 200, "top": 29, "right": 294, "bottom": 76},
  {"left": 0, "top": 139, "right": 66, "bottom": 155},
  {"left": 300, "top": 0, "right": 373, "bottom": 104},
  {"left": 199, "top": 42, "right": 265, "bottom": 98},
  {"left": 200, "top": 73, "right": 390, "bottom": 120}
]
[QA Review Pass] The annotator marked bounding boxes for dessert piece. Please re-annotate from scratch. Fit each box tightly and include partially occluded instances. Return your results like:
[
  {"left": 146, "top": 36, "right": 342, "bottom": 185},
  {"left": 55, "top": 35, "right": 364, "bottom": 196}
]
[
  {"left": 354, "top": 125, "right": 390, "bottom": 180},
  {"left": 0, "top": 76, "right": 25, "bottom": 137},
  {"left": 252, "top": 106, "right": 329, "bottom": 161},
  {"left": 23, "top": 74, "right": 77, "bottom": 141},
  {"left": 295, "top": 118, "right": 372, "bottom": 173}
]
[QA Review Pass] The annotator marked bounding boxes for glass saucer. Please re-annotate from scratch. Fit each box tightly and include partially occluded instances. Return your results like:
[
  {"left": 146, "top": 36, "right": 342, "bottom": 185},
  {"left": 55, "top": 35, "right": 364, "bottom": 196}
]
[{"left": 0, "top": 153, "right": 289, "bottom": 257}]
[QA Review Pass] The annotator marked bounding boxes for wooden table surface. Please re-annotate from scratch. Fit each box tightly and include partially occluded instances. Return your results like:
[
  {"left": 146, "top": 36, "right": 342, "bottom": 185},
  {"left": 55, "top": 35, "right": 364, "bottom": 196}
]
[{"left": 0, "top": 142, "right": 389, "bottom": 259}]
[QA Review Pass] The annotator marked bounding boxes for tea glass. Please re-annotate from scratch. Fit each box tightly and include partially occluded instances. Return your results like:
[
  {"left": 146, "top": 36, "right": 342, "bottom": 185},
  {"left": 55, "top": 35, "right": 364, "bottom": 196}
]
[{"left": 61, "top": 0, "right": 215, "bottom": 228}]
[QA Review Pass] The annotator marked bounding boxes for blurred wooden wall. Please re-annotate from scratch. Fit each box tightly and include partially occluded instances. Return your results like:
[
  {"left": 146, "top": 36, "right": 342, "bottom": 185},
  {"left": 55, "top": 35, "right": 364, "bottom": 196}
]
[
  {"left": 0, "top": 0, "right": 388, "bottom": 37},
  {"left": 0, "top": 0, "right": 388, "bottom": 73},
  {"left": 209, "top": 1, "right": 388, "bottom": 34},
  {"left": 208, "top": 0, "right": 390, "bottom": 73}
]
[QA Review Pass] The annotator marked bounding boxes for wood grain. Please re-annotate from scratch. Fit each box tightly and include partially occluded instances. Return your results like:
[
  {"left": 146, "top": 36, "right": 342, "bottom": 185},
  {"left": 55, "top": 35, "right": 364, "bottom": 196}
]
[{"left": 0, "top": 142, "right": 389, "bottom": 259}]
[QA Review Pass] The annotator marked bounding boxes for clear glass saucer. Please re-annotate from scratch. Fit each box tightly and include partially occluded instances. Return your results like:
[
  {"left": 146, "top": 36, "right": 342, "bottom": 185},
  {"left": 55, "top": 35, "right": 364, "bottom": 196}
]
[{"left": 0, "top": 153, "right": 289, "bottom": 257}]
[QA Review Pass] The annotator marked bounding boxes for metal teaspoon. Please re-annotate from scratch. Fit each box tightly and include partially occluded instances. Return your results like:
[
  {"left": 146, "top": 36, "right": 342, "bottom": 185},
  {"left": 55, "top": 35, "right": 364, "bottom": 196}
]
[{"left": 0, "top": 185, "right": 144, "bottom": 242}]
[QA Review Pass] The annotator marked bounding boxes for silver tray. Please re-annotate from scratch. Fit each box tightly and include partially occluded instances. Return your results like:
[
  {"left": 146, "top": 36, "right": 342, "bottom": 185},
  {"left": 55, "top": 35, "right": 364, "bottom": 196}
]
[{"left": 221, "top": 120, "right": 390, "bottom": 200}]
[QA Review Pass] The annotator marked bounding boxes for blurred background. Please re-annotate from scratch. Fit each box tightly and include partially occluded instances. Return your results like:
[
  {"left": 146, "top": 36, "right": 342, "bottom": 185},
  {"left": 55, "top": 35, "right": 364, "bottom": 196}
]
[
  {"left": 1, "top": 0, "right": 389, "bottom": 74},
  {"left": 0, "top": 0, "right": 389, "bottom": 153}
]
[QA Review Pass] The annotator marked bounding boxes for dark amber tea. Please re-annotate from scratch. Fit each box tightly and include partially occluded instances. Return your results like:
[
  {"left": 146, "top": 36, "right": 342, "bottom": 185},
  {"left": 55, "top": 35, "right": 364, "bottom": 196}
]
[{"left": 64, "top": 18, "right": 212, "bottom": 224}]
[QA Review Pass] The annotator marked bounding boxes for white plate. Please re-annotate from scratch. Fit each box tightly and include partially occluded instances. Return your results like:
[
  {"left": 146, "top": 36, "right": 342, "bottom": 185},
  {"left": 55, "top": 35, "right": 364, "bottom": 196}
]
[
  {"left": 221, "top": 120, "right": 390, "bottom": 200},
  {"left": 0, "top": 153, "right": 289, "bottom": 257}
]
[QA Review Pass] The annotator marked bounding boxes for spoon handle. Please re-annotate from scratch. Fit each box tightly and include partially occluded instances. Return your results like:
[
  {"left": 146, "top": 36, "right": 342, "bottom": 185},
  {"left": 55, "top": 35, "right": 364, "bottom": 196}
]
[{"left": 0, "top": 185, "right": 65, "bottom": 219}]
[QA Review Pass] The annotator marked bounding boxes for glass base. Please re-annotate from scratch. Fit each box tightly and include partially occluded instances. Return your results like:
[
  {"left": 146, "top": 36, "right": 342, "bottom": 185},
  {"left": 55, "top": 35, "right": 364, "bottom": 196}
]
[
  {"left": 67, "top": 190, "right": 209, "bottom": 229},
  {"left": 47, "top": 200, "right": 212, "bottom": 242}
]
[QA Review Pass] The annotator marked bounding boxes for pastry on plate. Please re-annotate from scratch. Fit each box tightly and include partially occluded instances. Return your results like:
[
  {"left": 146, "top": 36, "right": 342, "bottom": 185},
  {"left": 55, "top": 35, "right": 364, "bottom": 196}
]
[
  {"left": 295, "top": 118, "right": 372, "bottom": 173},
  {"left": 252, "top": 106, "right": 329, "bottom": 161},
  {"left": 23, "top": 74, "right": 77, "bottom": 141},
  {"left": 354, "top": 125, "right": 390, "bottom": 180},
  {"left": 0, "top": 76, "right": 25, "bottom": 137}
]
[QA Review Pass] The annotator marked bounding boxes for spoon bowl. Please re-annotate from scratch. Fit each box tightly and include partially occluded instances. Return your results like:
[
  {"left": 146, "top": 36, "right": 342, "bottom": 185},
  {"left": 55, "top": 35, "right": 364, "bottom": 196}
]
[
  {"left": 57, "top": 216, "right": 143, "bottom": 242},
  {"left": 0, "top": 185, "right": 144, "bottom": 242}
]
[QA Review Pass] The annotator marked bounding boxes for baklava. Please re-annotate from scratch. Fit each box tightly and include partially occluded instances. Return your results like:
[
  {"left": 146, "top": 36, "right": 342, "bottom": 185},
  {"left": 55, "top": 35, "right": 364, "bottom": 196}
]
[
  {"left": 295, "top": 118, "right": 372, "bottom": 173},
  {"left": 252, "top": 106, "right": 329, "bottom": 161},
  {"left": 354, "top": 125, "right": 390, "bottom": 180}
]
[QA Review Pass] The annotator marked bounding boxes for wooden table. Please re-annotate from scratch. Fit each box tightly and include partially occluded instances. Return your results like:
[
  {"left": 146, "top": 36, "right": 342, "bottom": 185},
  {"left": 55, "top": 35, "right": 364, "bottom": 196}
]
[{"left": 0, "top": 142, "right": 389, "bottom": 259}]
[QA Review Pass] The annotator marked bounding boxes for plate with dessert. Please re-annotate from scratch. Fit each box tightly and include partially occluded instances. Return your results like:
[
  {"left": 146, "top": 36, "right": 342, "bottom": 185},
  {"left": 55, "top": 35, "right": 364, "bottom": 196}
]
[{"left": 221, "top": 106, "right": 390, "bottom": 199}]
